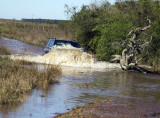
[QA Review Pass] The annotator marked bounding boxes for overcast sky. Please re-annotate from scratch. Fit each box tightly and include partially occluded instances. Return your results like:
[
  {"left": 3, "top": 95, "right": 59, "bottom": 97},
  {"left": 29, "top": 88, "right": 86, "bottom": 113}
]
[{"left": 0, "top": 0, "right": 115, "bottom": 20}]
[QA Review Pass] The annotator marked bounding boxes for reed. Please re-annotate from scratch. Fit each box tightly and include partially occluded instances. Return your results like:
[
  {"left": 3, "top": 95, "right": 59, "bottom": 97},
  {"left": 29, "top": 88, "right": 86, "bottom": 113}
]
[
  {"left": 0, "top": 46, "right": 10, "bottom": 55},
  {"left": 0, "top": 48, "right": 61, "bottom": 105}
]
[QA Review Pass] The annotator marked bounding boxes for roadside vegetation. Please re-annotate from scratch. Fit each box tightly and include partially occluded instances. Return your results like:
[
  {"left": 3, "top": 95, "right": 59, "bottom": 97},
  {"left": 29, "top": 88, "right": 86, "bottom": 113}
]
[
  {"left": 62, "top": 0, "right": 160, "bottom": 68},
  {"left": 0, "top": 46, "right": 61, "bottom": 105},
  {"left": 0, "top": 19, "right": 67, "bottom": 47},
  {"left": 0, "top": 46, "right": 10, "bottom": 55}
]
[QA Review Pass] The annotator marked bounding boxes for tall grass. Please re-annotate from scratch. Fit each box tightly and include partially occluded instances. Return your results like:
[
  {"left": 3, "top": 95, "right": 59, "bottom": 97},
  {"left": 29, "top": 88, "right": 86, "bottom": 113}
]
[
  {"left": 0, "top": 46, "right": 10, "bottom": 55},
  {"left": 0, "top": 46, "right": 61, "bottom": 105},
  {"left": 0, "top": 19, "right": 69, "bottom": 47}
]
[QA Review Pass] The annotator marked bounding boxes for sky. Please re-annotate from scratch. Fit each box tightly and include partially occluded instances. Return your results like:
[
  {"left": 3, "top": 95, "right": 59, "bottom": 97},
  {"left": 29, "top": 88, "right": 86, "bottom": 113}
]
[{"left": 0, "top": 0, "right": 115, "bottom": 20}]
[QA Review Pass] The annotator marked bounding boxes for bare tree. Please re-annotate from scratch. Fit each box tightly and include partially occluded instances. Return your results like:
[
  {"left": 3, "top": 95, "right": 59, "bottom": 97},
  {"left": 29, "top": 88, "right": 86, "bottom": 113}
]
[{"left": 120, "top": 19, "right": 152, "bottom": 71}]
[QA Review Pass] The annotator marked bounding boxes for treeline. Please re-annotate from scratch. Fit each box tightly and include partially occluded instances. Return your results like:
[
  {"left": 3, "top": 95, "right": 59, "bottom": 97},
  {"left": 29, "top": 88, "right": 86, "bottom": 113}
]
[
  {"left": 61, "top": 0, "right": 160, "bottom": 66},
  {"left": 22, "top": 19, "right": 66, "bottom": 24}
]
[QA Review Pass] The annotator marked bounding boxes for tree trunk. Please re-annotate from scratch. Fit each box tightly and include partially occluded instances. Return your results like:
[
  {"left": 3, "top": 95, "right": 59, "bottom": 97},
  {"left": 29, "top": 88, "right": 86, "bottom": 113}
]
[{"left": 120, "top": 19, "right": 151, "bottom": 72}]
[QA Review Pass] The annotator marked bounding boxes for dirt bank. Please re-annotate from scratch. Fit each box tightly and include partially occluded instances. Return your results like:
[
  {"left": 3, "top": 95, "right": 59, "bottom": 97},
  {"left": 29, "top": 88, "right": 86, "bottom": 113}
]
[{"left": 55, "top": 98, "right": 160, "bottom": 118}]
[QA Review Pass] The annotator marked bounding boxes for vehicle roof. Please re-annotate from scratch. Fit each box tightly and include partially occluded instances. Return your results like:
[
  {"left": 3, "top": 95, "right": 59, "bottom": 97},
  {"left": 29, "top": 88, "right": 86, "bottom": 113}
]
[{"left": 50, "top": 38, "right": 78, "bottom": 43}]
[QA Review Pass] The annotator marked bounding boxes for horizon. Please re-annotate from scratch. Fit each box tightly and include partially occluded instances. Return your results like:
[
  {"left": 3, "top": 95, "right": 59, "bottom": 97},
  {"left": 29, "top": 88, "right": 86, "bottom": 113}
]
[{"left": 0, "top": 0, "right": 115, "bottom": 20}]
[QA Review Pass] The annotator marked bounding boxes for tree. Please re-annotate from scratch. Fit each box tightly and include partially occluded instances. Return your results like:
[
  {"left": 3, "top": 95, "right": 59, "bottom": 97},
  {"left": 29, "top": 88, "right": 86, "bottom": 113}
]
[
  {"left": 120, "top": 19, "right": 152, "bottom": 70},
  {"left": 65, "top": 0, "right": 160, "bottom": 71},
  {"left": 94, "top": 12, "right": 132, "bottom": 61}
]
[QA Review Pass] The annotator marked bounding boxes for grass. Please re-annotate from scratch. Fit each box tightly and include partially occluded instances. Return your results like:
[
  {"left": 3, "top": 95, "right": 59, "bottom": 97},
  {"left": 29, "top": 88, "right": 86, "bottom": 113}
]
[
  {"left": 0, "top": 46, "right": 61, "bottom": 105},
  {"left": 0, "top": 46, "right": 10, "bottom": 55},
  {"left": 0, "top": 19, "right": 69, "bottom": 47}
]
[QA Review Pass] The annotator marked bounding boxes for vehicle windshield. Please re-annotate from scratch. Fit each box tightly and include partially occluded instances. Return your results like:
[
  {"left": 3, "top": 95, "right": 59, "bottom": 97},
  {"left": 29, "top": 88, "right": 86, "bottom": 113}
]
[
  {"left": 54, "top": 40, "right": 81, "bottom": 48},
  {"left": 47, "top": 39, "right": 55, "bottom": 48}
]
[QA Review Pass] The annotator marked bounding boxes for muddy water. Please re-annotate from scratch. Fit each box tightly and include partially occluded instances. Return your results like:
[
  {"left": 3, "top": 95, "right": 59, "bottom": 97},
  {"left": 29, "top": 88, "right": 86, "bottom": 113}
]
[
  {"left": 0, "top": 38, "right": 160, "bottom": 118},
  {"left": 0, "top": 37, "right": 44, "bottom": 55}
]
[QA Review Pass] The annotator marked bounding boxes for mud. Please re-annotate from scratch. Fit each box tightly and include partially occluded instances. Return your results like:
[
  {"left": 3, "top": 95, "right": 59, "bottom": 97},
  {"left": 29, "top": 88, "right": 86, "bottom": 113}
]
[{"left": 55, "top": 98, "right": 160, "bottom": 118}]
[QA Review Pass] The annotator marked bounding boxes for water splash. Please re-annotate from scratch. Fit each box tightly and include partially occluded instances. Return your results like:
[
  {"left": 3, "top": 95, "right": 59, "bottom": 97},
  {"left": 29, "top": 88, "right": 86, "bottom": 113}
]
[
  {"left": 51, "top": 43, "right": 84, "bottom": 52},
  {"left": 53, "top": 43, "right": 79, "bottom": 49},
  {"left": 9, "top": 50, "right": 120, "bottom": 69}
]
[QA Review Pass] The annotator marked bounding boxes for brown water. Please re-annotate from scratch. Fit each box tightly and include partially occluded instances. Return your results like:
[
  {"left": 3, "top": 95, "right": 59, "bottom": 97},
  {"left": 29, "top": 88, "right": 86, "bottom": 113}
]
[{"left": 0, "top": 38, "right": 160, "bottom": 118}]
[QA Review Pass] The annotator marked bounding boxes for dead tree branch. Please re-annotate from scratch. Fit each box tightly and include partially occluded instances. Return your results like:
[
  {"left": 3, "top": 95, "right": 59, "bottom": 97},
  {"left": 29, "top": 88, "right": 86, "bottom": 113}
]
[{"left": 120, "top": 19, "right": 152, "bottom": 71}]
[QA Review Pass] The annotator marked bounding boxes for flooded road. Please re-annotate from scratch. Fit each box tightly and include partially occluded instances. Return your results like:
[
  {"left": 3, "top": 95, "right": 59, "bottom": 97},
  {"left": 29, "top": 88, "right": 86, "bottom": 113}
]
[
  {"left": 1, "top": 37, "right": 120, "bottom": 69},
  {"left": 0, "top": 38, "right": 160, "bottom": 118},
  {"left": 0, "top": 37, "right": 44, "bottom": 55}
]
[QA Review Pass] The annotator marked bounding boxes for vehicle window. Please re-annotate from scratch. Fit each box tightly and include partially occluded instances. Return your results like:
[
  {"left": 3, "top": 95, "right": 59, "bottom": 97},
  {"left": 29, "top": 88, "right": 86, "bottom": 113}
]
[
  {"left": 70, "top": 42, "right": 81, "bottom": 48},
  {"left": 47, "top": 39, "right": 55, "bottom": 47},
  {"left": 55, "top": 41, "right": 64, "bottom": 46}
]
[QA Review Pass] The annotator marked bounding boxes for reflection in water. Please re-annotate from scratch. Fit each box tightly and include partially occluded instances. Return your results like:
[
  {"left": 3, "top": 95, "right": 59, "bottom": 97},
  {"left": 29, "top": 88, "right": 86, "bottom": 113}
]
[
  {"left": 0, "top": 38, "right": 160, "bottom": 118},
  {"left": 1, "top": 67, "right": 160, "bottom": 118}
]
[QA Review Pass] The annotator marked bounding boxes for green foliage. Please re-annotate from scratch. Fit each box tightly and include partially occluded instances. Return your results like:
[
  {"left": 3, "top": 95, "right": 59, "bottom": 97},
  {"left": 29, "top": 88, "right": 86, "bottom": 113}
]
[
  {"left": 0, "top": 26, "right": 9, "bottom": 32},
  {"left": 149, "top": 20, "right": 160, "bottom": 67},
  {"left": 71, "top": 5, "right": 99, "bottom": 50},
  {"left": 65, "top": 0, "right": 160, "bottom": 62},
  {"left": 151, "top": 21, "right": 160, "bottom": 54},
  {"left": 95, "top": 14, "right": 133, "bottom": 61}
]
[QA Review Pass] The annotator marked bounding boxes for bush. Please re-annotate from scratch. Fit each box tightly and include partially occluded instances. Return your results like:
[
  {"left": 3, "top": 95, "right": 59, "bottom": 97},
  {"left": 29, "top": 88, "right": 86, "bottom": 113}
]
[{"left": 65, "top": 0, "right": 160, "bottom": 63}]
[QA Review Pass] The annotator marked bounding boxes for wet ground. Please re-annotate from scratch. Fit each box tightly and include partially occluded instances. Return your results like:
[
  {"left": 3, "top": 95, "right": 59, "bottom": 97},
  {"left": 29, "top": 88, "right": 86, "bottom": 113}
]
[
  {"left": 56, "top": 98, "right": 160, "bottom": 118},
  {"left": 0, "top": 37, "right": 44, "bottom": 55},
  {"left": 0, "top": 38, "right": 160, "bottom": 118}
]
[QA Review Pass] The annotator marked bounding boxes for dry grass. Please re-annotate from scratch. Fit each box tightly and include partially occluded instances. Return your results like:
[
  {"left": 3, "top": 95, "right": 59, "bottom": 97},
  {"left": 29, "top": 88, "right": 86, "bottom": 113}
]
[
  {"left": 0, "top": 47, "right": 61, "bottom": 105},
  {"left": 0, "top": 57, "right": 61, "bottom": 105},
  {"left": 0, "top": 19, "right": 69, "bottom": 47},
  {"left": 0, "top": 46, "right": 10, "bottom": 55}
]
